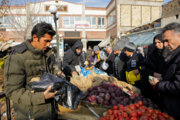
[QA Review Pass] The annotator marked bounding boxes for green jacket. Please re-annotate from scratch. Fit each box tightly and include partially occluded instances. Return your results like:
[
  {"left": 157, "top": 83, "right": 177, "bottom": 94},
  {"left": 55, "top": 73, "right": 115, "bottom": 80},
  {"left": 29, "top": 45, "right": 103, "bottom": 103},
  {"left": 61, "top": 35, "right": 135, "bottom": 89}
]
[{"left": 4, "top": 40, "right": 56, "bottom": 120}]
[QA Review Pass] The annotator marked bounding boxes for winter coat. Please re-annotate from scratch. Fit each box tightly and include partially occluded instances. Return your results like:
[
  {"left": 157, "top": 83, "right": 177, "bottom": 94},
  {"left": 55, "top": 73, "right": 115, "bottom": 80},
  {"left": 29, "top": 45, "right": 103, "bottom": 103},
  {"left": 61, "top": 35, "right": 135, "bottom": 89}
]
[
  {"left": 156, "top": 46, "right": 180, "bottom": 119},
  {"left": 113, "top": 54, "right": 122, "bottom": 80},
  {"left": 125, "top": 52, "right": 144, "bottom": 72},
  {"left": 63, "top": 40, "right": 83, "bottom": 76},
  {"left": 80, "top": 51, "right": 87, "bottom": 67},
  {"left": 106, "top": 52, "right": 115, "bottom": 75},
  {"left": 118, "top": 52, "right": 129, "bottom": 82},
  {"left": 143, "top": 47, "right": 168, "bottom": 76},
  {"left": 124, "top": 52, "right": 144, "bottom": 86},
  {"left": 4, "top": 40, "right": 56, "bottom": 120}
]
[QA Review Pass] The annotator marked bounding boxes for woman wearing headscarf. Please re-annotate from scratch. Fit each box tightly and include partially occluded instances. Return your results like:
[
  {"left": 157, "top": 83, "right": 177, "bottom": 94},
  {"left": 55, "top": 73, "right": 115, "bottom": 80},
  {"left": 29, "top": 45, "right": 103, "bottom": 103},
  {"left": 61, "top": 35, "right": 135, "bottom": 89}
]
[{"left": 141, "top": 33, "right": 169, "bottom": 110}]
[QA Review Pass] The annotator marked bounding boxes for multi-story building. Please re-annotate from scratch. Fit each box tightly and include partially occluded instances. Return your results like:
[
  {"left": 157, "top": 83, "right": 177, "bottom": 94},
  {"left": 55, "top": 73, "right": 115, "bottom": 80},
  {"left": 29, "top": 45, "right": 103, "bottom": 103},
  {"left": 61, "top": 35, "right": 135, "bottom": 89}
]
[
  {"left": 0, "top": 0, "right": 106, "bottom": 49},
  {"left": 107, "top": 0, "right": 163, "bottom": 39},
  {"left": 0, "top": 0, "right": 164, "bottom": 49},
  {"left": 161, "top": 0, "right": 180, "bottom": 27}
]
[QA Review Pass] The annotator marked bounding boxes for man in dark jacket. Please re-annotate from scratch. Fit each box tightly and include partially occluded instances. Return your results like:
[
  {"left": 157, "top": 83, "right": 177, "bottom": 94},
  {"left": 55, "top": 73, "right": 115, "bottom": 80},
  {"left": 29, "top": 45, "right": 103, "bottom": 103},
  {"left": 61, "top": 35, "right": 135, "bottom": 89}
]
[
  {"left": 63, "top": 40, "right": 83, "bottom": 77},
  {"left": 150, "top": 23, "right": 180, "bottom": 119},
  {"left": 105, "top": 46, "right": 115, "bottom": 75},
  {"left": 4, "top": 22, "right": 58, "bottom": 120},
  {"left": 123, "top": 42, "right": 144, "bottom": 86},
  {"left": 112, "top": 44, "right": 122, "bottom": 80}
]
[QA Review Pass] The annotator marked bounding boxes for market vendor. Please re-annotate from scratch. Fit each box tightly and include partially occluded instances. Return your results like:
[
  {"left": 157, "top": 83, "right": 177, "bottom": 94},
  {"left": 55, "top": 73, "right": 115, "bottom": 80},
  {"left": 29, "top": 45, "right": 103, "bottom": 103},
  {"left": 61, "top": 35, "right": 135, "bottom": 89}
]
[{"left": 63, "top": 40, "right": 83, "bottom": 79}]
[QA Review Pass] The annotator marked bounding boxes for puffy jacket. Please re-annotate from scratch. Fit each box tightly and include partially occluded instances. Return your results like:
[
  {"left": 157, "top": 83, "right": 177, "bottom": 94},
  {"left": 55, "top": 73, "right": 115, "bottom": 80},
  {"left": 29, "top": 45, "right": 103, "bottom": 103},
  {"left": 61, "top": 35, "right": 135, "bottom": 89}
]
[
  {"left": 4, "top": 40, "right": 56, "bottom": 120},
  {"left": 63, "top": 40, "right": 83, "bottom": 76},
  {"left": 156, "top": 46, "right": 180, "bottom": 119}
]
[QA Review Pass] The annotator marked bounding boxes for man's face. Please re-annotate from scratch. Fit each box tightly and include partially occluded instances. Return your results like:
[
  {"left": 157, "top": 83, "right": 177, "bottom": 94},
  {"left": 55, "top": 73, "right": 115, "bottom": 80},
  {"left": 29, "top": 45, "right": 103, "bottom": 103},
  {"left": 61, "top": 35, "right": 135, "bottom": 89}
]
[
  {"left": 33, "top": 33, "right": 53, "bottom": 51},
  {"left": 106, "top": 48, "right": 112, "bottom": 53},
  {"left": 163, "top": 30, "right": 180, "bottom": 51},
  {"left": 76, "top": 48, "right": 82, "bottom": 55},
  {"left": 114, "top": 50, "right": 121, "bottom": 55},
  {"left": 88, "top": 47, "right": 92, "bottom": 50},
  {"left": 154, "top": 39, "right": 163, "bottom": 50},
  {"left": 124, "top": 50, "right": 133, "bottom": 57},
  {"left": 95, "top": 50, "right": 99, "bottom": 54}
]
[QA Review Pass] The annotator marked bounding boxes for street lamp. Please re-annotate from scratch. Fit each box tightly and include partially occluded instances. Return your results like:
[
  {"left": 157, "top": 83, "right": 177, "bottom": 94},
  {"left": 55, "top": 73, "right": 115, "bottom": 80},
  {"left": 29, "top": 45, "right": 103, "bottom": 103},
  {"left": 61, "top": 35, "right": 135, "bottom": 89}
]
[{"left": 49, "top": 5, "right": 60, "bottom": 61}]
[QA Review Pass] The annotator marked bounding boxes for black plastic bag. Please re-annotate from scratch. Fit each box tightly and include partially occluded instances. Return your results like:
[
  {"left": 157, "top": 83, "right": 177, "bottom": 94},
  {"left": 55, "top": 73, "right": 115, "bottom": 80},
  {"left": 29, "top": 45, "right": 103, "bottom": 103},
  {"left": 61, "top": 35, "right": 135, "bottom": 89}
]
[{"left": 29, "top": 72, "right": 82, "bottom": 110}]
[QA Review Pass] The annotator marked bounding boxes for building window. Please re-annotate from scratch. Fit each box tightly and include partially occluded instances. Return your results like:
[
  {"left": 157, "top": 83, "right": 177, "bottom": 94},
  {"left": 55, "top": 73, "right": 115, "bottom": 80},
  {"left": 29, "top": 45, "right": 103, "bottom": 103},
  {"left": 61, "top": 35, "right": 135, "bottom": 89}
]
[
  {"left": 86, "top": 16, "right": 96, "bottom": 28},
  {"left": 176, "top": 14, "right": 179, "bottom": 19},
  {"left": 62, "top": 16, "right": 81, "bottom": 28},
  {"left": 13, "top": 16, "right": 27, "bottom": 28},
  {"left": 0, "top": 16, "right": 11, "bottom": 28},
  {"left": 107, "top": 10, "right": 115, "bottom": 27},
  {"left": 62, "top": 16, "right": 96, "bottom": 28},
  {"left": 35, "top": 16, "right": 58, "bottom": 27},
  {"left": 98, "top": 17, "right": 105, "bottom": 28},
  {"left": 12, "top": 16, "right": 57, "bottom": 28}
]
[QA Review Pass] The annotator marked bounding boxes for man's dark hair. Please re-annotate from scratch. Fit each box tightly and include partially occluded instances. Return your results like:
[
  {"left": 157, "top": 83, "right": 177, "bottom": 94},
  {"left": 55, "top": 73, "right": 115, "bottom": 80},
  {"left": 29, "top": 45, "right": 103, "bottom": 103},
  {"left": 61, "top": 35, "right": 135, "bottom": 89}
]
[
  {"left": 31, "top": 22, "right": 56, "bottom": 41},
  {"left": 162, "top": 22, "right": 180, "bottom": 34}
]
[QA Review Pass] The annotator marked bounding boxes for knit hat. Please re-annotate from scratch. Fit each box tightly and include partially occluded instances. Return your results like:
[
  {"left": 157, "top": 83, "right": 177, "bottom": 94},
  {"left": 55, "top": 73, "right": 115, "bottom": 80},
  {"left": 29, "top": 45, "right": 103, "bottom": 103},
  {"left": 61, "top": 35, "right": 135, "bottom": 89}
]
[
  {"left": 124, "top": 42, "right": 136, "bottom": 52},
  {"left": 93, "top": 45, "right": 100, "bottom": 51},
  {"left": 113, "top": 44, "right": 121, "bottom": 51}
]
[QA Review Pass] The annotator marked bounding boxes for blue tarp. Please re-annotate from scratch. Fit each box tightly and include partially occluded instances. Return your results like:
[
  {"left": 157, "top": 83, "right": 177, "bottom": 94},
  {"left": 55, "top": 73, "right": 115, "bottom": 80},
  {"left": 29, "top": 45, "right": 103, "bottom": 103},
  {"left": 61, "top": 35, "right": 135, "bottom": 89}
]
[
  {"left": 127, "top": 29, "right": 160, "bottom": 46},
  {"left": 81, "top": 67, "right": 107, "bottom": 77}
]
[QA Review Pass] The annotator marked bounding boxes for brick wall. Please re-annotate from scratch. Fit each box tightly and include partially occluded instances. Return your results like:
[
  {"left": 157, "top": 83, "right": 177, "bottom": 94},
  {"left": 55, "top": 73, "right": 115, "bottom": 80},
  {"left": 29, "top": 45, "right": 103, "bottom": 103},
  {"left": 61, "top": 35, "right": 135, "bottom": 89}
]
[{"left": 162, "top": 0, "right": 180, "bottom": 18}]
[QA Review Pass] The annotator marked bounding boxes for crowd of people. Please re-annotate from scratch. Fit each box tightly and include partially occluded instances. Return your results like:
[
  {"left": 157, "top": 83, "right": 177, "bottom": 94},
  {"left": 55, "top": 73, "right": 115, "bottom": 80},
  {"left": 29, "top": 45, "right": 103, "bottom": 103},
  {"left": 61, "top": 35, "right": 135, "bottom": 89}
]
[
  {"left": 62, "top": 23, "right": 180, "bottom": 120},
  {"left": 2, "top": 21, "right": 180, "bottom": 120}
]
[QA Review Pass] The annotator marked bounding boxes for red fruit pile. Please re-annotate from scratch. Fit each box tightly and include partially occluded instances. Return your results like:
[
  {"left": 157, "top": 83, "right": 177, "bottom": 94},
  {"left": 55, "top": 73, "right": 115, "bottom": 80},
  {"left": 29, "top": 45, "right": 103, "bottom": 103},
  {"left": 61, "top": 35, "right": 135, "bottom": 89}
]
[
  {"left": 83, "top": 83, "right": 154, "bottom": 108},
  {"left": 100, "top": 101, "right": 174, "bottom": 120}
]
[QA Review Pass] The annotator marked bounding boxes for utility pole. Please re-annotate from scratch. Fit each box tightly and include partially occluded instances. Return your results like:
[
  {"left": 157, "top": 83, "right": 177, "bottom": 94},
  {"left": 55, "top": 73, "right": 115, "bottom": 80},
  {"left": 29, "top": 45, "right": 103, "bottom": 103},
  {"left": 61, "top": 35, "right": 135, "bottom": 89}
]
[{"left": 81, "top": 0, "right": 87, "bottom": 52}]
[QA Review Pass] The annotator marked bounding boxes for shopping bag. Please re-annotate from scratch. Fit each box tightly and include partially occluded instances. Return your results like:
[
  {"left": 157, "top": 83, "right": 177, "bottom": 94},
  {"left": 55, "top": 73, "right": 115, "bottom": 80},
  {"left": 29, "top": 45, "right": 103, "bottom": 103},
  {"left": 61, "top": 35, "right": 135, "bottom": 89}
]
[
  {"left": 126, "top": 70, "right": 141, "bottom": 85},
  {"left": 101, "top": 61, "right": 109, "bottom": 70},
  {"left": 29, "top": 72, "right": 82, "bottom": 109}
]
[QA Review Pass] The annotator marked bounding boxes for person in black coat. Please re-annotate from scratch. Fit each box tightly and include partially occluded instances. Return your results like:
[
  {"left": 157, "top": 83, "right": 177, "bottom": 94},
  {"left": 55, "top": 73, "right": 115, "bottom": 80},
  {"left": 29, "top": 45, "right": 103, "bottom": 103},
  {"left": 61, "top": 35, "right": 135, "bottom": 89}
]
[
  {"left": 143, "top": 34, "right": 169, "bottom": 77},
  {"left": 105, "top": 46, "right": 115, "bottom": 75},
  {"left": 63, "top": 40, "right": 83, "bottom": 78},
  {"left": 123, "top": 42, "right": 144, "bottom": 82},
  {"left": 112, "top": 44, "right": 122, "bottom": 80},
  {"left": 150, "top": 23, "right": 180, "bottom": 119},
  {"left": 141, "top": 34, "right": 169, "bottom": 110}
]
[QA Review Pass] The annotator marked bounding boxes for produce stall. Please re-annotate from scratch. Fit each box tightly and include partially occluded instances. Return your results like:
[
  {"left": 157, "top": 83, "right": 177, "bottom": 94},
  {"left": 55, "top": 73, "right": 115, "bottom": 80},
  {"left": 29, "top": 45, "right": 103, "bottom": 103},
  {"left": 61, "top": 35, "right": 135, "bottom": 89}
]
[{"left": 58, "top": 67, "right": 174, "bottom": 120}]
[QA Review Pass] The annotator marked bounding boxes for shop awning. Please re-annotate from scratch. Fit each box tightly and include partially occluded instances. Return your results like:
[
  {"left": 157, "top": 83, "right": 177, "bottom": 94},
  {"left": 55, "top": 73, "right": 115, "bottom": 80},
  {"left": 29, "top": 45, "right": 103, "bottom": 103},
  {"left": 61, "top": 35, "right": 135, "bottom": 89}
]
[
  {"left": 98, "top": 34, "right": 111, "bottom": 48},
  {"left": 127, "top": 28, "right": 160, "bottom": 46}
]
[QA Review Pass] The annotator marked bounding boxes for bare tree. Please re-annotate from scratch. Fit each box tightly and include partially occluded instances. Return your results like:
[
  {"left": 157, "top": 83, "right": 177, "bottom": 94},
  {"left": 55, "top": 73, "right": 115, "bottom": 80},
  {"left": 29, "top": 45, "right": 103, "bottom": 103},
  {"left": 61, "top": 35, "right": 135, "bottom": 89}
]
[
  {"left": 0, "top": 0, "right": 10, "bottom": 16},
  {"left": 7, "top": 0, "right": 43, "bottom": 40}
]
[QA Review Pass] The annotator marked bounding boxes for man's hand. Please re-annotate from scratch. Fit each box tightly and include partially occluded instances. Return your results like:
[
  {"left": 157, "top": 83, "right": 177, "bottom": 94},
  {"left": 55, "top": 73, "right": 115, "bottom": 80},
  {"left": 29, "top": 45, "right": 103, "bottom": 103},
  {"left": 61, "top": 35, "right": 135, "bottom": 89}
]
[
  {"left": 134, "top": 69, "right": 139, "bottom": 75},
  {"left": 72, "top": 71, "right": 78, "bottom": 76},
  {"left": 44, "top": 85, "right": 57, "bottom": 100},
  {"left": 84, "top": 61, "right": 88, "bottom": 66},
  {"left": 154, "top": 72, "right": 162, "bottom": 79},
  {"left": 149, "top": 77, "right": 159, "bottom": 86},
  {"left": 56, "top": 71, "right": 65, "bottom": 77},
  {"left": 96, "top": 59, "right": 100, "bottom": 63}
]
